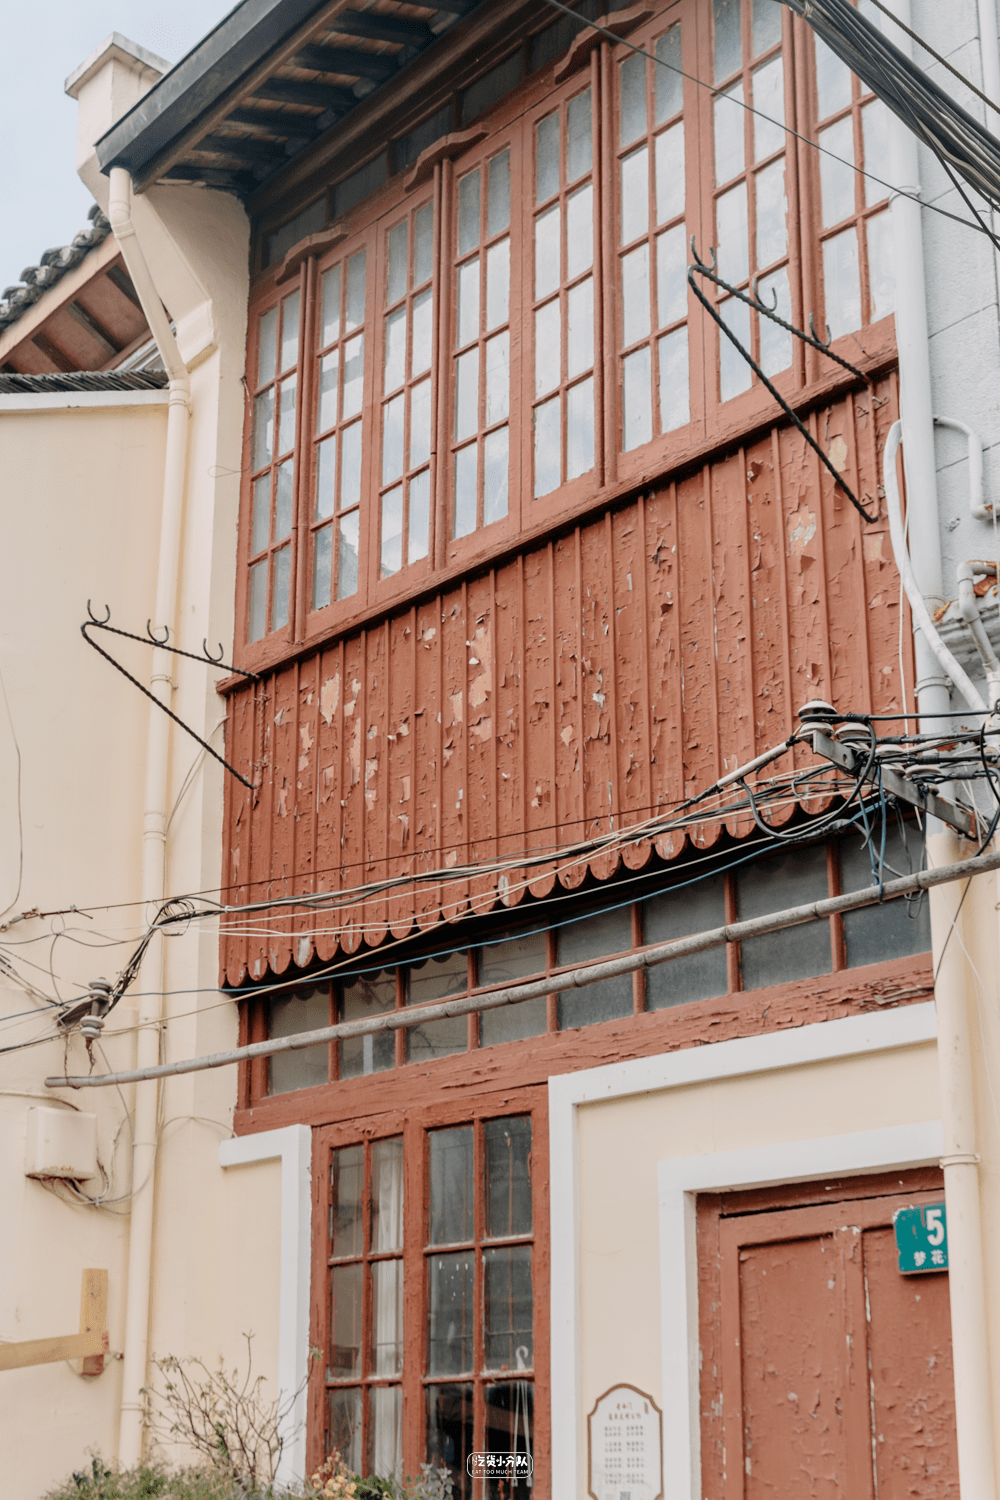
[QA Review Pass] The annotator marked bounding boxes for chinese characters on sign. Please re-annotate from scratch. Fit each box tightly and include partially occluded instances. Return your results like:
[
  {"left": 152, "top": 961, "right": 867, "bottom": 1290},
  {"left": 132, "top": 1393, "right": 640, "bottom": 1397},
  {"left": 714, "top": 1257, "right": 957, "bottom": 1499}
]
[
  {"left": 893, "top": 1202, "right": 948, "bottom": 1274},
  {"left": 587, "top": 1384, "right": 663, "bottom": 1500},
  {"left": 467, "top": 1454, "right": 533, "bottom": 1478}
]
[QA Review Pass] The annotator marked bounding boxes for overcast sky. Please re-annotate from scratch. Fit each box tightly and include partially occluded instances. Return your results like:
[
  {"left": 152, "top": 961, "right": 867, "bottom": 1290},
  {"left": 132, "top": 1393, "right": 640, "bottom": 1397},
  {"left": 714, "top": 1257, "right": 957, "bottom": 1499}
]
[{"left": 1, "top": 1, "right": 237, "bottom": 287}]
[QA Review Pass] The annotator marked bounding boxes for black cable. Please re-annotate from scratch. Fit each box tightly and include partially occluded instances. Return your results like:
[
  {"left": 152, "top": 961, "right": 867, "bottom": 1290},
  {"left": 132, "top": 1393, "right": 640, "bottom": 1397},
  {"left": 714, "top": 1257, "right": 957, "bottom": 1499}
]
[
  {"left": 975, "top": 715, "right": 1000, "bottom": 855},
  {"left": 865, "top": 0, "right": 1000, "bottom": 119}
]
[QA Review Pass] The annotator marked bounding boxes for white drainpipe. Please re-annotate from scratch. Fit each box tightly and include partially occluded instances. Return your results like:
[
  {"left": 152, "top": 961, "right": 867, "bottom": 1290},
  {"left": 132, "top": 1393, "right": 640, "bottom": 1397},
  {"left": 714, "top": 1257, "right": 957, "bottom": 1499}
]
[
  {"left": 106, "top": 166, "right": 191, "bottom": 1467},
  {"left": 882, "top": 4, "right": 999, "bottom": 1493}
]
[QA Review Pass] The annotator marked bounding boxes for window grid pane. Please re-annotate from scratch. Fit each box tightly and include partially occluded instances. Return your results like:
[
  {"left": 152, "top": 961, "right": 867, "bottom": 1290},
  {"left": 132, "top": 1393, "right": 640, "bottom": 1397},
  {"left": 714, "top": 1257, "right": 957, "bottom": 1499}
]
[
  {"left": 310, "top": 248, "right": 367, "bottom": 612},
  {"left": 247, "top": 289, "right": 301, "bottom": 640},
  {"left": 532, "top": 86, "right": 596, "bottom": 500},
  {"left": 379, "top": 201, "right": 435, "bottom": 581},
  {"left": 617, "top": 24, "right": 691, "bottom": 455},
  {"left": 452, "top": 146, "right": 512, "bottom": 537}
]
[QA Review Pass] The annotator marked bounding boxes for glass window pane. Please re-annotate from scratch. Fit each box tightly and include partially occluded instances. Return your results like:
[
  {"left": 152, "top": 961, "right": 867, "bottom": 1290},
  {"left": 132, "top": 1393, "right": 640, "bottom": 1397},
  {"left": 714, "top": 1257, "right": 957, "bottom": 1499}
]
[
  {"left": 659, "top": 326, "right": 690, "bottom": 432},
  {"left": 619, "top": 52, "right": 647, "bottom": 146},
  {"left": 370, "top": 1259, "right": 404, "bottom": 1374},
  {"left": 454, "top": 443, "right": 478, "bottom": 537},
  {"left": 755, "top": 157, "right": 788, "bottom": 267},
  {"left": 252, "top": 387, "right": 274, "bottom": 471},
  {"left": 320, "top": 263, "right": 341, "bottom": 347},
  {"left": 340, "top": 969, "right": 396, "bottom": 1078},
  {"left": 481, "top": 928, "right": 547, "bottom": 985},
  {"left": 346, "top": 249, "right": 366, "bottom": 332},
  {"left": 568, "top": 279, "right": 594, "bottom": 377},
  {"left": 257, "top": 306, "right": 278, "bottom": 386},
  {"left": 815, "top": 35, "right": 852, "bottom": 119},
  {"left": 535, "top": 300, "right": 561, "bottom": 398},
  {"left": 343, "top": 334, "right": 364, "bottom": 418},
  {"left": 427, "top": 1252, "right": 475, "bottom": 1373},
  {"left": 657, "top": 223, "right": 688, "bottom": 327},
  {"left": 331, "top": 1144, "right": 363, "bottom": 1257},
  {"left": 534, "top": 395, "right": 561, "bottom": 498},
  {"left": 484, "top": 1246, "right": 533, "bottom": 1372},
  {"left": 458, "top": 256, "right": 481, "bottom": 348},
  {"left": 753, "top": 55, "right": 784, "bottom": 160},
  {"left": 717, "top": 182, "right": 749, "bottom": 284},
  {"left": 427, "top": 1383, "right": 473, "bottom": 1497},
  {"left": 381, "top": 485, "right": 403, "bottom": 577},
  {"left": 415, "top": 201, "right": 434, "bottom": 285},
  {"left": 271, "top": 545, "right": 290, "bottom": 631},
  {"left": 368, "top": 1385, "right": 402, "bottom": 1482},
  {"left": 382, "top": 394, "right": 405, "bottom": 484},
  {"left": 489, "top": 149, "right": 512, "bottom": 235},
  {"left": 737, "top": 843, "right": 831, "bottom": 989},
  {"left": 620, "top": 146, "right": 649, "bottom": 246},
  {"left": 312, "top": 524, "right": 333, "bottom": 611},
  {"left": 535, "top": 205, "right": 561, "bottom": 300},
  {"left": 278, "top": 373, "right": 297, "bottom": 454},
  {"left": 410, "top": 468, "right": 431, "bottom": 560},
  {"left": 485, "top": 1115, "right": 532, "bottom": 1238},
  {"left": 655, "top": 26, "right": 683, "bottom": 122},
  {"left": 567, "top": 87, "right": 592, "bottom": 180},
  {"left": 484, "top": 1384, "right": 534, "bottom": 1500},
  {"left": 409, "top": 1013, "right": 469, "bottom": 1062},
  {"left": 268, "top": 985, "right": 328, "bottom": 1094},
  {"left": 714, "top": 0, "right": 742, "bottom": 81},
  {"left": 644, "top": 873, "right": 727, "bottom": 1007},
  {"left": 486, "top": 333, "right": 510, "bottom": 426},
  {"left": 280, "top": 289, "right": 300, "bottom": 372},
  {"left": 819, "top": 116, "right": 855, "bottom": 227},
  {"left": 387, "top": 221, "right": 408, "bottom": 306},
  {"left": 318, "top": 349, "right": 339, "bottom": 433},
  {"left": 840, "top": 820, "right": 929, "bottom": 965},
  {"left": 251, "top": 473, "right": 270, "bottom": 554},
  {"left": 486, "top": 239, "right": 510, "bottom": 331},
  {"left": 823, "top": 227, "right": 861, "bottom": 337},
  {"left": 370, "top": 1136, "right": 404, "bottom": 1252},
  {"left": 863, "top": 99, "right": 890, "bottom": 205},
  {"left": 459, "top": 169, "right": 481, "bottom": 255},
  {"left": 622, "top": 245, "right": 651, "bottom": 348},
  {"left": 567, "top": 185, "right": 594, "bottom": 279},
  {"left": 715, "top": 83, "right": 745, "bottom": 184},
  {"left": 557, "top": 905, "right": 634, "bottom": 1027},
  {"left": 411, "top": 376, "right": 433, "bottom": 467},
  {"left": 455, "top": 348, "right": 480, "bottom": 441},
  {"left": 867, "top": 210, "right": 894, "bottom": 321},
  {"left": 337, "top": 508, "right": 360, "bottom": 599},
  {"left": 384, "top": 307, "right": 407, "bottom": 395},
  {"left": 316, "top": 435, "right": 336, "bottom": 519},
  {"left": 481, "top": 996, "right": 548, "bottom": 1047},
  {"left": 341, "top": 421, "right": 363, "bottom": 509},
  {"left": 429, "top": 1126, "right": 474, "bottom": 1244},
  {"left": 567, "top": 376, "right": 594, "bottom": 480},
  {"left": 655, "top": 120, "right": 685, "bottom": 225},
  {"left": 248, "top": 558, "right": 267, "bottom": 642},
  {"left": 758, "top": 266, "right": 792, "bottom": 375},
  {"left": 274, "top": 459, "right": 294, "bottom": 541},
  {"left": 327, "top": 1388, "right": 362, "bottom": 1477},
  {"left": 719, "top": 295, "right": 752, "bottom": 401},
  {"left": 412, "top": 287, "right": 433, "bottom": 377},
  {"left": 409, "top": 950, "right": 469, "bottom": 1005},
  {"left": 484, "top": 425, "right": 509, "bottom": 524},
  {"left": 536, "top": 112, "right": 560, "bottom": 202},
  {"left": 622, "top": 345, "right": 652, "bottom": 451},
  {"left": 753, "top": 0, "right": 782, "bottom": 53},
  {"left": 329, "top": 1263, "right": 362, "bottom": 1378}
]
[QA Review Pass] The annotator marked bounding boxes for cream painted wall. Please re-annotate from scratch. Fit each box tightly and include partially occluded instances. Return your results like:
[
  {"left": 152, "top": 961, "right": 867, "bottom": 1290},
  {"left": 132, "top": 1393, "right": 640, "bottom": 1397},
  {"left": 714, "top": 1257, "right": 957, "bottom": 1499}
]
[{"left": 575, "top": 1041, "right": 941, "bottom": 1421}]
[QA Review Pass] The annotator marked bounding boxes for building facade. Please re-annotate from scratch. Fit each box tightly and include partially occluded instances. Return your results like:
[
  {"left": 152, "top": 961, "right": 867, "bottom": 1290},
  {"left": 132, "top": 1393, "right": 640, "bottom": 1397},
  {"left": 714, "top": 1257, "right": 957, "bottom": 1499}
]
[{"left": 5, "top": 1, "right": 1000, "bottom": 1496}]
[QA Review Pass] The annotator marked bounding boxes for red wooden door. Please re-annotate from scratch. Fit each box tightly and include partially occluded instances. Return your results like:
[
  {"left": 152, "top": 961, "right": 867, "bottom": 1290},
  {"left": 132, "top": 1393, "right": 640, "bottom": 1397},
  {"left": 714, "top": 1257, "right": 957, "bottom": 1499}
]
[{"left": 704, "top": 1183, "right": 958, "bottom": 1499}]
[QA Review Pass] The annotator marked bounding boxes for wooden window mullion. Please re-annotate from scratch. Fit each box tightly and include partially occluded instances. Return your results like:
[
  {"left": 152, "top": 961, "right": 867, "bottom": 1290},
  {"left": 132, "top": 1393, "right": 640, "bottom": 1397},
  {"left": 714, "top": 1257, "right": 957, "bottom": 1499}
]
[
  {"left": 601, "top": 40, "right": 617, "bottom": 486},
  {"left": 293, "top": 256, "right": 316, "bottom": 642},
  {"left": 434, "top": 159, "right": 453, "bottom": 571}
]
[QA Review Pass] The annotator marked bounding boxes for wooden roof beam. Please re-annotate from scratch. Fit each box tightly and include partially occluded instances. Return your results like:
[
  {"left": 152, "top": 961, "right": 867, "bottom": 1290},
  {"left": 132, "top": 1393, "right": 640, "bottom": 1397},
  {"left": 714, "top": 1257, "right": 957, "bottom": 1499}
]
[
  {"left": 227, "top": 105, "right": 319, "bottom": 134},
  {"left": 294, "top": 43, "right": 398, "bottom": 81},
  {"left": 200, "top": 133, "right": 292, "bottom": 163},
  {"left": 252, "top": 76, "right": 356, "bottom": 112},
  {"left": 332, "top": 11, "right": 434, "bottom": 47}
]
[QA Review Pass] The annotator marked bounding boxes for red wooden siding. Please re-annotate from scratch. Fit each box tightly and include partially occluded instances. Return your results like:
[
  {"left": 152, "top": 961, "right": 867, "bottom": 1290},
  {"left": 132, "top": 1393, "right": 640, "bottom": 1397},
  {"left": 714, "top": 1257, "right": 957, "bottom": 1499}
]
[{"left": 221, "top": 374, "right": 906, "bottom": 985}]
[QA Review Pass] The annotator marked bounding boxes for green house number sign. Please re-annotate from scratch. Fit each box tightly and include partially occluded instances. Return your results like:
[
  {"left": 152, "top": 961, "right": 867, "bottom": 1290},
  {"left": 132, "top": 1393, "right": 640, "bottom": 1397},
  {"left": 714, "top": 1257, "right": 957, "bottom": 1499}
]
[{"left": 892, "top": 1202, "right": 948, "bottom": 1274}]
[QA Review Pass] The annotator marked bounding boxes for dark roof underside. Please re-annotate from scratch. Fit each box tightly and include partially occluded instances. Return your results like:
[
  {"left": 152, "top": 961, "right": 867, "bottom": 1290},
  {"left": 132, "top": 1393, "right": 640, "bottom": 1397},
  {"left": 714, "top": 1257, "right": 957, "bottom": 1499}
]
[{"left": 95, "top": 0, "right": 485, "bottom": 198}]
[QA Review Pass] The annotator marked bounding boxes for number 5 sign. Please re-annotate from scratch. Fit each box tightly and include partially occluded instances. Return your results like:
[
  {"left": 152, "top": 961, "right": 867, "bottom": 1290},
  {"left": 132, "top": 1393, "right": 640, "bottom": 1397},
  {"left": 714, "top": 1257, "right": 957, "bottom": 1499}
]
[{"left": 893, "top": 1202, "right": 949, "bottom": 1274}]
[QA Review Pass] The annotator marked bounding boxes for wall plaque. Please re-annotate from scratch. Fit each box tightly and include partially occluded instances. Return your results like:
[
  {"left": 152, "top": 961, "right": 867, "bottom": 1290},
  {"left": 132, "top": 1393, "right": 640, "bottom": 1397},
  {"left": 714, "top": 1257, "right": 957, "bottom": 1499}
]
[{"left": 587, "top": 1383, "right": 663, "bottom": 1500}]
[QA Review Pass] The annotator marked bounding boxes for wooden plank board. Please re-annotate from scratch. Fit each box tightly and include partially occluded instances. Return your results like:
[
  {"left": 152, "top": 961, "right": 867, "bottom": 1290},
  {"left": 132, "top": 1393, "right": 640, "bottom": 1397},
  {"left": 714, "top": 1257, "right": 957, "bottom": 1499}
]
[{"left": 0, "top": 1329, "right": 106, "bottom": 1373}]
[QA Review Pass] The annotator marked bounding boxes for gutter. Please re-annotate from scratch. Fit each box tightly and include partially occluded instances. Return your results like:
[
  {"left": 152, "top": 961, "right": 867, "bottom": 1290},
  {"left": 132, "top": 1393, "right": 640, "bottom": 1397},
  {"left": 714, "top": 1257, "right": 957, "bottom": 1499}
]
[{"left": 106, "top": 166, "right": 191, "bottom": 1470}]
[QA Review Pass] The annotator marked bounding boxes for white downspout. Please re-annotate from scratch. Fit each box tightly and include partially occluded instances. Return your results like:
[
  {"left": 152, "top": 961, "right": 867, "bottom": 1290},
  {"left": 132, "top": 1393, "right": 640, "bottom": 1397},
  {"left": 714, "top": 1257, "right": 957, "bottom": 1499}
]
[
  {"left": 107, "top": 166, "right": 191, "bottom": 1468},
  {"left": 882, "top": 3, "right": 999, "bottom": 1492}
]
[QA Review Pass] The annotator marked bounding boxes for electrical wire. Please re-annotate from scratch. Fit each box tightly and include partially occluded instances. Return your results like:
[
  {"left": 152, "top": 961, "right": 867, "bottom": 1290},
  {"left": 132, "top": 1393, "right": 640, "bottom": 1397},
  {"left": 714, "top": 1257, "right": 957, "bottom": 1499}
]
[{"left": 864, "top": 0, "right": 1000, "bottom": 119}]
